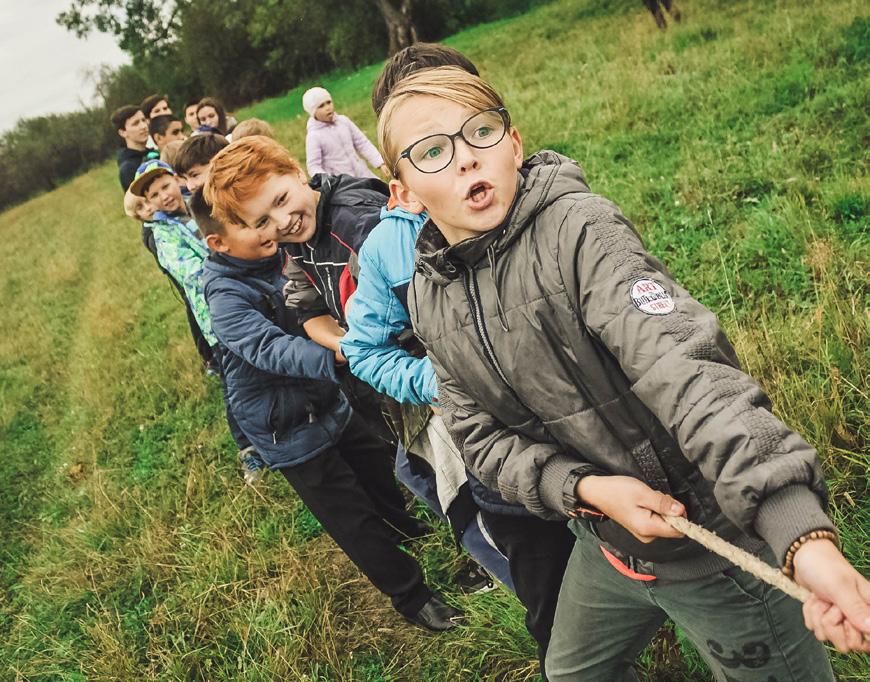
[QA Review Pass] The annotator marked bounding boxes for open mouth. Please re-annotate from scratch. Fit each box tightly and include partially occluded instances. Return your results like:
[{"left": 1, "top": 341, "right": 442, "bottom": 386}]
[
  {"left": 279, "top": 215, "right": 304, "bottom": 236},
  {"left": 466, "top": 181, "right": 494, "bottom": 210}
]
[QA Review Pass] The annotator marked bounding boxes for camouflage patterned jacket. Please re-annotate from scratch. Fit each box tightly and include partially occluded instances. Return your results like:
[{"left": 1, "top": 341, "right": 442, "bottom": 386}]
[{"left": 148, "top": 211, "right": 216, "bottom": 346}]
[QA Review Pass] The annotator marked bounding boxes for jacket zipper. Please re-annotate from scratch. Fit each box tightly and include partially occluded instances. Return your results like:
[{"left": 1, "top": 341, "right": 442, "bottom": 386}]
[
  {"left": 308, "top": 244, "right": 339, "bottom": 318},
  {"left": 463, "top": 265, "right": 511, "bottom": 387}
]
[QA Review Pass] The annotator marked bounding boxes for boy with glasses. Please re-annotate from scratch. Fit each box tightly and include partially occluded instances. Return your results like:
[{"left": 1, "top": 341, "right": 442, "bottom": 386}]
[
  {"left": 342, "top": 45, "right": 574, "bottom": 678},
  {"left": 378, "top": 66, "right": 869, "bottom": 680}
]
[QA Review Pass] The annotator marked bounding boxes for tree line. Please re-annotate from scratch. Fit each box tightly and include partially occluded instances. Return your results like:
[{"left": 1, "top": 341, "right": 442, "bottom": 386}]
[{"left": 0, "top": 0, "right": 547, "bottom": 213}]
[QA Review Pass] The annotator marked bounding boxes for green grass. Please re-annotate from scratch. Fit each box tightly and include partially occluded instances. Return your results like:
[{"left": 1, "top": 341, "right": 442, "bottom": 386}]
[{"left": 1, "top": 0, "right": 868, "bottom": 679}]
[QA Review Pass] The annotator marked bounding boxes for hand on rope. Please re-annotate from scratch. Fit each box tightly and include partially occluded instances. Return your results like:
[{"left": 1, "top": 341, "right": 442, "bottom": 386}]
[
  {"left": 662, "top": 515, "right": 870, "bottom": 653},
  {"left": 575, "top": 476, "right": 870, "bottom": 652}
]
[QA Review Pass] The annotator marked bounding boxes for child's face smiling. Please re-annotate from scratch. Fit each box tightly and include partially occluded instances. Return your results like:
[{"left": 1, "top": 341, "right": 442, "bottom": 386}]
[
  {"left": 235, "top": 172, "right": 319, "bottom": 244},
  {"left": 389, "top": 96, "right": 523, "bottom": 245},
  {"left": 144, "top": 173, "right": 184, "bottom": 214},
  {"left": 215, "top": 221, "right": 278, "bottom": 261}
]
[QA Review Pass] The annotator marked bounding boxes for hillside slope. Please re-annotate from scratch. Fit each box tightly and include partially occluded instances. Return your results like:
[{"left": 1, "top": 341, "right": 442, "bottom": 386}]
[{"left": 1, "top": 1, "right": 867, "bottom": 679}]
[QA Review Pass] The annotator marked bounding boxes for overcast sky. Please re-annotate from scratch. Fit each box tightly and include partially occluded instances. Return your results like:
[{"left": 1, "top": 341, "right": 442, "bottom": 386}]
[{"left": 0, "top": 0, "right": 128, "bottom": 133}]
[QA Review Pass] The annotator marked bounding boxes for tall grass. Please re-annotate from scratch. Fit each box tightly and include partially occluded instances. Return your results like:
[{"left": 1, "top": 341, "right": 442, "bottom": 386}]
[{"left": 1, "top": 0, "right": 867, "bottom": 679}]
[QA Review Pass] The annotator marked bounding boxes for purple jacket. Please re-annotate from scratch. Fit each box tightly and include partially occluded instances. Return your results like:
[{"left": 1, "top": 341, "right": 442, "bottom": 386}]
[{"left": 305, "top": 114, "right": 384, "bottom": 178}]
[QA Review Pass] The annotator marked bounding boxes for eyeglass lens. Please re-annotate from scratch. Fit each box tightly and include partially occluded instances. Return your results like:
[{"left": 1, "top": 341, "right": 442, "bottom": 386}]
[{"left": 408, "top": 109, "right": 507, "bottom": 174}]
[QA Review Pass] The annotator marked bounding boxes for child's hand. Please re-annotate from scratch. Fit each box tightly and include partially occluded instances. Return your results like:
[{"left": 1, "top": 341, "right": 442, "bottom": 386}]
[
  {"left": 335, "top": 349, "right": 348, "bottom": 365},
  {"left": 793, "top": 538, "right": 870, "bottom": 653},
  {"left": 576, "top": 475, "right": 686, "bottom": 543}
]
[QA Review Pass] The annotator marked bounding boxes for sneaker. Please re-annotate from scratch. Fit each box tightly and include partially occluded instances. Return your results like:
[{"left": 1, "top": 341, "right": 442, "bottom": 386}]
[
  {"left": 204, "top": 359, "right": 221, "bottom": 378},
  {"left": 239, "top": 446, "right": 266, "bottom": 485},
  {"left": 404, "top": 593, "right": 464, "bottom": 632},
  {"left": 454, "top": 562, "right": 497, "bottom": 595}
]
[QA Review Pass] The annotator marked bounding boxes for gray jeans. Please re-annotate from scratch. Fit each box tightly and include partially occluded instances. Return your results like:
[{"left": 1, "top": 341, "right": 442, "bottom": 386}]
[{"left": 545, "top": 522, "right": 834, "bottom": 682}]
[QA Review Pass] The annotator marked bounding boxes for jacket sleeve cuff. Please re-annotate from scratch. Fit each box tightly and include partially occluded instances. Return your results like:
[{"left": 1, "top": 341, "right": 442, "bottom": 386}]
[
  {"left": 754, "top": 484, "right": 835, "bottom": 566},
  {"left": 539, "top": 454, "right": 598, "bottom": 516}
]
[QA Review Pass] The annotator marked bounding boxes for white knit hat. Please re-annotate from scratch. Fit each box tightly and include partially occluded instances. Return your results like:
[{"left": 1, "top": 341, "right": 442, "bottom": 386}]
[{"left": 302, "top": 87, "right": 331, "bottom": 116}]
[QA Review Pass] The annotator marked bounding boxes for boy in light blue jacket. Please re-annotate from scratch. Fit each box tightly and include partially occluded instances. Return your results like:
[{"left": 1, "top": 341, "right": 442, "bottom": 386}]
[{"left": 343, "top": 203, "right": 513, "bottom": 591}]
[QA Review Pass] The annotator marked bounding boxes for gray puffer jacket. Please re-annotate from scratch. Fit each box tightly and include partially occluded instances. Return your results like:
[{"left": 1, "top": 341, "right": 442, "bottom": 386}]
[{"left": 410, "top": 151, "right": 833, "bottom": 578}]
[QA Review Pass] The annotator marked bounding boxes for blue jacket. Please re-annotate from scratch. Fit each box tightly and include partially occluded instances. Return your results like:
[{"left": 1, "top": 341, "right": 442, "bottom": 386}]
[
  {"left": 340, "top": 207, "right": 437, "bottom": 405},
  {"left": 203, "top": 250, "right": 351, "bottom": 469},
  {"left": 341, "top": 206, "right": 530, "bottom": 517}
]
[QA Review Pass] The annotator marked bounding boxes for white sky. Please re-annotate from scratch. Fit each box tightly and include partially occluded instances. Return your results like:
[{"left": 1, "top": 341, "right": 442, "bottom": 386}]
[{"left": 0, "top": 0, "right": 128, "bottom": 133}]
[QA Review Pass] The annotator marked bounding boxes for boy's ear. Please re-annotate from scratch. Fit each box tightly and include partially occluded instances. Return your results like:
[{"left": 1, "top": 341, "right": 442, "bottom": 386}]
[
  {"left": 509, "top": 127, "right": 524, "bottom": 170},
  {"left": 389, "top": 178, "right": 425, "bottom": 215},
  {"left": 205, "top": 232, "right": 228, "bottom": 253}
]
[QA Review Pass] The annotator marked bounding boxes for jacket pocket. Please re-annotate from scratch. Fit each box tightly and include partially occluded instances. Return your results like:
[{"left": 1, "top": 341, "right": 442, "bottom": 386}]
[{"left": 267, "top": 386, "right": 305, "bottom": 442}]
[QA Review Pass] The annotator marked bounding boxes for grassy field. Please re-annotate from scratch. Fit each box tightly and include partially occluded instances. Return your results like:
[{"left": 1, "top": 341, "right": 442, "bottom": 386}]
[{"left": 1, "top": 0, "right": 868, "bottom": 679}]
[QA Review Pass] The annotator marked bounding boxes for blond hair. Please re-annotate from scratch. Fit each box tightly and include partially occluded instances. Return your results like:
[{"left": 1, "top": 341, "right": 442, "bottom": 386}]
[
  {"left": 204, "top": 136, "right": 302, "bottom": 226},
  {"left": 232, "top": 117, "right": 275, "bottom": 140},
  {"left": 160, "top": 139, "right": 185, "bottom": 167},
  {"left": 123, "top": 189, "right": 152, "bottom": 221},
  {"left": 377, "top": 66, "right": 506, "bottom": 176}
]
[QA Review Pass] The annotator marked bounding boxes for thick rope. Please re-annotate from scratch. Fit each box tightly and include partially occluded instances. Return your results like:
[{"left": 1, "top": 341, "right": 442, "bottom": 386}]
[{"left": 663, "top": 515, "right": 811, "bottom": 603}]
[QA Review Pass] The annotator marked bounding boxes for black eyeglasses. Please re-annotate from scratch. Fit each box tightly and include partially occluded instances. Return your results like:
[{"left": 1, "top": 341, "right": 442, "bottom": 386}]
[{"left": 393, "top": 107, "right": 510, "bottom": 177}]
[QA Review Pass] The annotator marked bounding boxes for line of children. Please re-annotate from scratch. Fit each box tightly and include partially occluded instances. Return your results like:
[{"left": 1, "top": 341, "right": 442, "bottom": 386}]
[
  {"left": 198, "top": 143, "right": 464, "bottom": 631},
  {"left": 373, "top": 63, "right": 870, "bottom": 679},
  {"left": 113, "top": 50, "right": 868, "bottom": 678},
  {"left": 124, "top": 134, "right": 267, "bottom": 484}
]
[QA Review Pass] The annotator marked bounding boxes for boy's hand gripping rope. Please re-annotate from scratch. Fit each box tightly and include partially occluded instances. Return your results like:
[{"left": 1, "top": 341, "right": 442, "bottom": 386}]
[{"left": 663, "top": 515, "right": 811, "bottom": 603}]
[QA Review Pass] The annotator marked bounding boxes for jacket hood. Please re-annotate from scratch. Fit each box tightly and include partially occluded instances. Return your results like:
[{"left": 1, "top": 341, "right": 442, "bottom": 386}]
[
  {"left": 308, "top": 172, "right": 389, "bottom": 245},
  {"left": 416, "top": 151, "right": 590, "bottom": 286}
]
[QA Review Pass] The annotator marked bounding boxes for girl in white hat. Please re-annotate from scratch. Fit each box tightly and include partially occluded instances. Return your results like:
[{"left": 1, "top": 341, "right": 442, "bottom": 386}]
[{"left": 302, "top": 86, "right": 390, "bottom": 179}]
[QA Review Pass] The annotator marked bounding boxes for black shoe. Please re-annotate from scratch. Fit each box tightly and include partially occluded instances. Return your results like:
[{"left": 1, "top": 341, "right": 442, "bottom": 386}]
[
  {"left": 454, "top": 562, "right": 497, "bottom": 595},
  {"left": 388, "top": 519, "right": 431, "bottom": 547},
  {"left": 404, "top": 594, "right": 464, "bottom": 632}
]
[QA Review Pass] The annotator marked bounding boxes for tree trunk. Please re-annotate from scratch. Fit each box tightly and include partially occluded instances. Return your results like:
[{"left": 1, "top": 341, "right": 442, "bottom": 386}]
[{"left": 373, "top": 0, "right": 418, "bottom": 55}]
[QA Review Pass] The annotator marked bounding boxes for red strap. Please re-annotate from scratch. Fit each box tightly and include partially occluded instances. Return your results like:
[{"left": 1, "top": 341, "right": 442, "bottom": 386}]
[
  {"left": 338, "top": 265, "right": 357, "bottom": 314},
  {"left": 600, "top": 547, "right": 656, "bottom": 582}
]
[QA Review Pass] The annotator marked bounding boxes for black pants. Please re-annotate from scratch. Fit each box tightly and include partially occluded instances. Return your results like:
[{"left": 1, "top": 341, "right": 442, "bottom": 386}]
[
  {"left": 281, "top": 414, "right": 432, "bottom": 616},
  {"left": 481, "top": 510, "right": 576, "bottom": 680}
]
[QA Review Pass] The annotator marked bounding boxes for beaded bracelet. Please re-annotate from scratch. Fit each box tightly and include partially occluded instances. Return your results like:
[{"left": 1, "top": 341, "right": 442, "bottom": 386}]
[{"left": 781, "top": 529, "right": 839, "bottom": 578}]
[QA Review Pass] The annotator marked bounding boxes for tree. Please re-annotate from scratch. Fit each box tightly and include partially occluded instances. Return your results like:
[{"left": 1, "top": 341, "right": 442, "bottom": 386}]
[
  {"left": 372, "top": 0, "right": 418, "bottom": 55},
  {"left": 56, "top": 0, "right": 184, "bottom": 60}
]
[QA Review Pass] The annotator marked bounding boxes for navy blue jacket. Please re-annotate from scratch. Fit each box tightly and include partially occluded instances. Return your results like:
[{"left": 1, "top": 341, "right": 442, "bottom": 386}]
[{"left": 203, "top": 250, "right": 351, "bottom": 468}]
